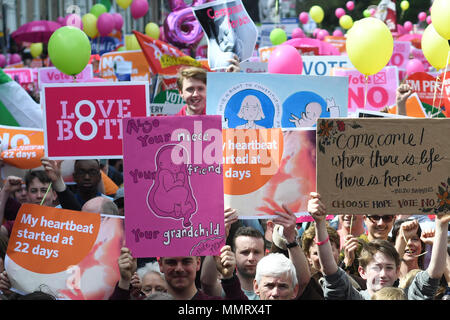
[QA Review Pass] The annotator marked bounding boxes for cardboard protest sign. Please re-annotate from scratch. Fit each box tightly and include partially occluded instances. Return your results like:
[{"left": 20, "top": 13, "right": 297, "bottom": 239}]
[
  {"left": 99, "top": 50, "right": 151, "bottom": 82},
  {"left": 192, "top": 0, "right": 258, "bottom": 70},
  {"left": 123, "top": 115, "right": 225, "bottom": 257},
  {"left": 333, "top": 66, "right": 399, "bottom": 114},
  {"left": 317, "top": 118, "right": 450, "bottom": 215},
  {"left": 387, "top": 41, "right": 411, "bottom": 70},
  {"left": 223, "top": 128, "right": 317, "bottom": 220},
  {"left": 206, "top": 72, "right": 348, "bottom": 128},
  {"left": 5, "top": 204, "right": 124, "bottom": 300},
  {"left": 42, "top": 82, "right": 149, "bottom": 159},
  {"left": 38, "top": 65, "right": 93, "bottom": 86}
]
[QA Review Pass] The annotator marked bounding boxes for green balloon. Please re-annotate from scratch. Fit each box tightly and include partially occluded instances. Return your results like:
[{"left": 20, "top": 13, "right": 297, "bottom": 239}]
[
  {"left": 270, "top": 28, "right": 287, "bottom": 45},
  {"left": 363, "top": 9, "right": 371, "bottom": 18},
  {"left": 91, "top": 3, "right": 107, "bottom": 18},
  {"left": 48, "top": 26, "right": 92, "bottom": 76},
  {"left": 99, "top": 0, "right": 111, "bottom": 12}
]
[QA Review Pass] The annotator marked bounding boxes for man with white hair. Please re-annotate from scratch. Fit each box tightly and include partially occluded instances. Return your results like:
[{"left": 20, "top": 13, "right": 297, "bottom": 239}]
[{"left": 253, "top": 253, "right": 299, "bottom": 300}]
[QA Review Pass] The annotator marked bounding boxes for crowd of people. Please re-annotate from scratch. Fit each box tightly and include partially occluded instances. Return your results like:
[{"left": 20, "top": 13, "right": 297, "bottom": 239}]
[{"left": 0, "top": 58, "right": 449, "bottom": 301}]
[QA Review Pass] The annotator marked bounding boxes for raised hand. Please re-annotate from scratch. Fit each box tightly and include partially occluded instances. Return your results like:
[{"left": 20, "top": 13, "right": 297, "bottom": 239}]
[{"left": 215, "top": 245, "right": 236, "bottom": 279}]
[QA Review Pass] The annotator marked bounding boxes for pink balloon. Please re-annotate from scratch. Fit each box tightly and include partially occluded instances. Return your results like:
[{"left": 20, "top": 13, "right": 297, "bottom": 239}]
[
  {"left": 346, "top": 1, "right": 354, "bottom": 11},
  {"left": 0, "top": 54, "right": 6, "bottom": 68},
  {"left": 403, "top": 21, "right": 413, "bottom": 32},
  {"left": 418, "top": 12, "right": 427, "bottom": 22},
  {"left": 268, "top": 45, "right": 303, "bottom": 75},
  {"left": 313, "top": 28, "right": 321, "bottom": 38},
  {"left": 406, "top": 59, "right": 425, "bottom": 76},
  {"left": 333, "top": 29, "right": 344, "bottom": 37},
  {"left": 292, "top": 27, "right": 305, "bottom": 39},
  {"left": 57, "top": 16, "right": 65, "bottom": 25},
  {"left": 369, "top": 8, "right": 376, "bottom": 16},
  {"left": 299, "top": 12, "right": 309, "bottom": 24},
  {"left": 65, "top": 13, "right": 83, "bottom": 29},
  {"left": 9, "top": 53, "right": 22, "bottom": 65},
  {"left": 97, "top": 13, "right": 115, "bottom": 36},
  {"left": 113, "top": 13, "right": 124, "bottom": 30},
  {"left": 335, "top": 8, "right": 346, "bottom": 19},
  {"left": 159, "top": 26, "right": 166, "bottom": 41},
  {"left": 426, "top": 15, "right": 431, "bottom": 24},
  {"left": 317, "top": 29, "right": 329, "bottom": 40},
  {"left": 131, "top": 0, "right": 149, "bottom": 19}
]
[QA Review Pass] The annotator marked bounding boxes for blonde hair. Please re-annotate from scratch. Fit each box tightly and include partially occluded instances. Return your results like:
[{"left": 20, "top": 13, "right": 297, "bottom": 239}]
[
  {"left": 176, "top": 66, "right": 207, "bottom": 91},
  {"left": 371, "top": 287, "right": 406, "bottom": 300},
  {"left": 398, "top": 268, "right": 421, "bottom": 289}
]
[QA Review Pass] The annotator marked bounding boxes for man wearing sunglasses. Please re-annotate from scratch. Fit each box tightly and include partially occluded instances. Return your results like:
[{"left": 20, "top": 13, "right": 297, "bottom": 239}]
[{"left": 364, "top": 214, "right": 396, "bottom": 242}]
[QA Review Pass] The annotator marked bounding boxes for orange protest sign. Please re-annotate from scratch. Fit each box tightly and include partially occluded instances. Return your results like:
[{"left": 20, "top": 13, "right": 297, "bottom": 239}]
[
  {"left": 1, "top": 145, "right": 44, "bottom": 169},
  {"left": 99, "top": 50, "right": 151, "bottom": 82},
  {"left": 222, "top": 129, "right": 284, "bottom": 195},
  {"left": 0, "top": 125, "right": 44, "bottom": 151},
  {"left": 387, "top": 93, "right": 428, "bottom": 117},
  {"left": 7, "top": 204, "right": 101, "bottom": 274}
]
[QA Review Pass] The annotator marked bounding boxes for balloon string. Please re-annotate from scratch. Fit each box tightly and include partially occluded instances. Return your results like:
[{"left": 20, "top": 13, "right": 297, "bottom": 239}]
[
  {"left": 431, "top": 75, "right": 441, "bottom": 118},
  {"left": 364, "top": 75, "right": 369, "bottom": 109},
  {"left": 436, "top": 50, "right": 450, "bottom": 117}
]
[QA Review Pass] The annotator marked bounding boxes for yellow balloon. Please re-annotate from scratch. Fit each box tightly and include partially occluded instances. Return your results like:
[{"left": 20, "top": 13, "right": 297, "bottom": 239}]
[
  {"left": 116, "top": 0, "right": 132, "bottom": 9},
  {"left": 346, "top": 17, "right": 393, "bottom": 76},
  {"left": 430, "top": 0, "right": 450, "bottom": 40},
  {"left": 145, "top": 22, "right": 160, "bottom": 39},
  {"left": 400, "top": 1, "right": 409, "bottom": 11},
  {"left": 125, "top": 35, "right": 141, "bottom": 51},
  {"left": 309, "top": 5, "right": 324, "bottom": 24},
  {"left": 339, "top": 15, "right": 353, "bottom": 30},
  {"left": 82, "top": 13, "right": 98, "bottom": 38},
  {"left": 30, "top": 43, "right": 43, "bottom": 58},
  {"left": 421, "top": 24, "right": 450, "bottom": 70}
]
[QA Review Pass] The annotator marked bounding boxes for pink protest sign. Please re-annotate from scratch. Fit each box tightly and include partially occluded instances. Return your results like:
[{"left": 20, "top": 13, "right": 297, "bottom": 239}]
[
  {"left": 4, "top": 68, "right": 33, "bottom": 84},
  {"left": 38, "top": 65, "right": 93, "bottom": 86},
  {"left": 123, "top": 115, "right": 225, "bottom": 258},
  {"left": 334, "top": 66, "right": 399, "bottom": 112},
  {"left": 42, "top": 82, "right": 149, "bottom": 159},
  {"left": 387, "top": 41, "right": 411, "bottom": 70}
]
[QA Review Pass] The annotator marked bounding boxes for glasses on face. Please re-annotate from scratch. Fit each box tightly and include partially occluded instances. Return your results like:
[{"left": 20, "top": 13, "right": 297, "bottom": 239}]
[
  {"left": 74, "top": 169, "right": 100, "bottom": 177},
  {"left": 366, "top": 215, "right": 394, "bottom": 223}
]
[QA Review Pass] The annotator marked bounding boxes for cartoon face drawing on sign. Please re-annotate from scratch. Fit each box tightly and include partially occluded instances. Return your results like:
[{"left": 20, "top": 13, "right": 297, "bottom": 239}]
[
  {"left": 147, "top": 144, "right": 197, "bottom": 228},
  {"left": 236, "top": 95, "right": 266, "bottom": 129}
]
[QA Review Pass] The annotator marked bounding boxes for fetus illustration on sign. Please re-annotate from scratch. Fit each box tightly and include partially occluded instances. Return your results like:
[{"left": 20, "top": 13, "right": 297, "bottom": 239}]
[
  {"left": 282, "top": 91, "right": 341, "bottom": 128},
  {"left": 147, "top": 144, "right": 197, "bottom": 228}
]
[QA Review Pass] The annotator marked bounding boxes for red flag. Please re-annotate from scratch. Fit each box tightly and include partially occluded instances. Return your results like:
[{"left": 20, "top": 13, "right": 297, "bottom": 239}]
[{"left": 133, "top": 31, "right": 210, "bottom": 75}]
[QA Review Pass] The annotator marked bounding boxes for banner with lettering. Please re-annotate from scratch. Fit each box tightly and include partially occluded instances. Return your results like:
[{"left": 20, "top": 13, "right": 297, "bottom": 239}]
[
  {"left": 133, "top": 31, "right": 207, "bottom": 75},
  {"left": 302, "top": 56, "right": 353, "bottom": 76},
  {"left": 223, "top": 128, "right": 317, "bottom": 221},
  {"left": 38, "top": 65, "right": 93, "bottom": 86},
  {"left": 317, "top": 118, "right": 450, "bottom": 215},
  {"left": 4, "top": 68, "right": 33, "bottom": 85},
  {"left": 333, "top": 66, "right": 399, "bottom": 114},
  {"left": 99, "top": 50, "right": 151, "bottom": 82},
  {"left": 42, "top": 82, "right": 149, "bottom": 159},
  {"left": 387, "top": 41, "right": 410, "bottom": 70},
  {"left": 192, "top": 0, "right": 258, "bottom": 70},
  {"left": 122, "top": 115, "right": 225, "bottom": 257},
  {"left": 5, "top": 204, "right": 124, "bottom": 300},
  {"left": 206, "top": 72, "right": 348, "bottom": 128}
]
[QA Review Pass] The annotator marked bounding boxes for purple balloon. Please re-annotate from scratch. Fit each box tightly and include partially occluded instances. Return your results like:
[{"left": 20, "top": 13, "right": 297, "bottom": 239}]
[
  {"left": 299, "top": 12, "right": 309, "bottom": 24},
  {"left": 9, "top": 53, "right": 22, "bottom": 65},
  {"left": 403, "top": 21, "right": 413, "bottom": 32},
  {"left": 333, "top": 29, "right": 344, "bottom": 37},
  {"left": 292, "top": 27, "right": 305, "bottom": 39},
  {"left": 406, "top": 59, "right": 425, "bottom": 76},
  {"left": 0, "top": 54, "right": 6, "bottom": 68},
  {"left": 113, "top": 13, "right": 124, "bottom": 30},
  {"left": 335, "top": 8, "right": 345, "bottom": 19},
  {"left": 97, "top": 13, "right": 115, "bottom": 36},
  {"left": 268, "top": 45, "right": 303, "bottom": 75},
  {"left": 164, "top": 7, "right": 205, "bottom": 48},
  {"left": 131, "top": 0, "right": 149, "bottom": 19}
]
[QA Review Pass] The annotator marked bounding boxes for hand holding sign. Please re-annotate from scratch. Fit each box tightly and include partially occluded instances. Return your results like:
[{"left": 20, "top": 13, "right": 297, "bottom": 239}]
[{"left": 215, "top": 245, "right": 235, "bottom": 279}]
